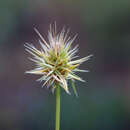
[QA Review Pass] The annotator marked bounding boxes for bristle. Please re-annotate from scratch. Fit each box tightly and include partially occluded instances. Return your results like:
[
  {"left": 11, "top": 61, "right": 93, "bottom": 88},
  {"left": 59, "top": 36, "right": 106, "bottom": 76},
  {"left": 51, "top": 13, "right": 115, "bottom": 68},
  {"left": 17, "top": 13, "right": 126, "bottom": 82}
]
[{"left": 25, "top": 23, "right": 92, "bottom": 94}]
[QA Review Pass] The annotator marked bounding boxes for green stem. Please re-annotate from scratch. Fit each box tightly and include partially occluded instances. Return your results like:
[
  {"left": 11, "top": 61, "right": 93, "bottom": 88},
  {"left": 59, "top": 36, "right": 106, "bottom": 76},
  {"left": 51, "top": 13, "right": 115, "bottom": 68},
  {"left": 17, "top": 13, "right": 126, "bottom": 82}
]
[{"left": 55, "top": 85, "right": 60, "bottom": 130}]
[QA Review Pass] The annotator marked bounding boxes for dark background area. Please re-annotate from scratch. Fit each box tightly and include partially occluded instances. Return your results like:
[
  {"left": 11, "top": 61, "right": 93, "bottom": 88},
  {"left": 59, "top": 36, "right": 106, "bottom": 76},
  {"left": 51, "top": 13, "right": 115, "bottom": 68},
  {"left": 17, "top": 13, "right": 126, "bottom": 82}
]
[{"left": 0, "top": 0, "right": 130, "bottom": 130}]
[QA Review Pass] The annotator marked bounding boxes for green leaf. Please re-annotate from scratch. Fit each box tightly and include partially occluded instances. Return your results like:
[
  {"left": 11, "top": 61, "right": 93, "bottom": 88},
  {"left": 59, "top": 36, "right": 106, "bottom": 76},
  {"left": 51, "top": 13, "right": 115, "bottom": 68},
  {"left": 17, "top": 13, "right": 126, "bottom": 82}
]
[{"left": 71, "top": 79, "right": 78, "bottom": 97}]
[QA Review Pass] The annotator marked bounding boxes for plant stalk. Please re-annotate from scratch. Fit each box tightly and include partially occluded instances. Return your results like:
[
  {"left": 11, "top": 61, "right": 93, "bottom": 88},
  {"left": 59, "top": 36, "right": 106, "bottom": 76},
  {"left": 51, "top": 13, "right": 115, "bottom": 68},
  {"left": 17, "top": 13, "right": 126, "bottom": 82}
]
[{"left": 55, "top": 85, "right": 60, "bottom": 130}]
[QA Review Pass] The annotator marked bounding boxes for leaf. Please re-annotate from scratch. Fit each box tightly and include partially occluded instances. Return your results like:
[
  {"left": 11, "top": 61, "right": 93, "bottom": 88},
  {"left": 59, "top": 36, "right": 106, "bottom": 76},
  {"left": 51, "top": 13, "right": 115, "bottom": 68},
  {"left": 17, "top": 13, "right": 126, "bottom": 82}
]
[
  {"left": 59, "top": 75, "right": 70, "bottom": 94},
  {"left": 34, "top": 28, "right": 50, "bottom": 48},
  {"left": 25, "top": 68, "right": 44, "bottom": 75},
  {"left": 71, "top": 79, "right": 78, "bottom": 97},
  {"left": 68, "top": 54, "right": 93, "bottom": 65},
  {"left": 68, "top": 73, "right": 85, "bottom": 82},
  {"left": 73, "top": 68, "right": 89, "bottom": 72}
]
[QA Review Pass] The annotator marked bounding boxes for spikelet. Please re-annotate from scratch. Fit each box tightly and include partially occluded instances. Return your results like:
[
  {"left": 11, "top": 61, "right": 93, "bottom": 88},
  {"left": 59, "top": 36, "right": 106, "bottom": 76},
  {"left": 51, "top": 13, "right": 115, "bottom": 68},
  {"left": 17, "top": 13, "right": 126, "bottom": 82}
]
[{"left": 25, "top": 23, "right": 92, "bottom": 95}]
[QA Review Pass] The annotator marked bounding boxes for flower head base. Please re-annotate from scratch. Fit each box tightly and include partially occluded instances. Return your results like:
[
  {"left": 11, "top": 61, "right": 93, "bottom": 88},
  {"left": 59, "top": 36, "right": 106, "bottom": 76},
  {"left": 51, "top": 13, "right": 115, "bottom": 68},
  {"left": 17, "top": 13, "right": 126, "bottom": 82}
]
[{"left": 25, "top": 23, "right": 92, "bottom": 94}]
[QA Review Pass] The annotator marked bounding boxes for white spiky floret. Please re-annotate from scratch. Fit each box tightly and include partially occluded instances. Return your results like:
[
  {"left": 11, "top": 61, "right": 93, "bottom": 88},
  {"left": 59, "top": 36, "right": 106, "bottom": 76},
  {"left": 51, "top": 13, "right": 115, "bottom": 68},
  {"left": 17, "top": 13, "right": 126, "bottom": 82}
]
[{"left": 25, "top": 23, "right": 92, "bottom": 95}]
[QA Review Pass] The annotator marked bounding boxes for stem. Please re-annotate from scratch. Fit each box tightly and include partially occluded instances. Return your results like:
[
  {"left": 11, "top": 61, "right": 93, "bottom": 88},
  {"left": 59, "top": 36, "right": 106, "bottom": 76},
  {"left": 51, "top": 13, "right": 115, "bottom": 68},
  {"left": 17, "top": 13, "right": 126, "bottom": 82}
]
[{"left": 55, "top": 85, "right": 60, "bottom": 130}]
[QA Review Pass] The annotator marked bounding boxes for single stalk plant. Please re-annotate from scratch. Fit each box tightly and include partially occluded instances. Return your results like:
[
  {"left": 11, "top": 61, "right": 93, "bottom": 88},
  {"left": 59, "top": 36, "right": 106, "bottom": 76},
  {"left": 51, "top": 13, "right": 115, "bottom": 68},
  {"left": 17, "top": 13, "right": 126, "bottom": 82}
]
[{"left": 25, "top": 23, "right": 92, "bottom": 130}]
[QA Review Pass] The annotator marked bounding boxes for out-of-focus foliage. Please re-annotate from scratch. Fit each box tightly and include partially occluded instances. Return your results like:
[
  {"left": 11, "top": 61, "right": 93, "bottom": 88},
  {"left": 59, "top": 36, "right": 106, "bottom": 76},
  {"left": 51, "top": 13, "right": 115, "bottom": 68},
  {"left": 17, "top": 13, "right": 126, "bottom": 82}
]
[{"left": 0, "top": 0, "right": 130, "bottom": 130}]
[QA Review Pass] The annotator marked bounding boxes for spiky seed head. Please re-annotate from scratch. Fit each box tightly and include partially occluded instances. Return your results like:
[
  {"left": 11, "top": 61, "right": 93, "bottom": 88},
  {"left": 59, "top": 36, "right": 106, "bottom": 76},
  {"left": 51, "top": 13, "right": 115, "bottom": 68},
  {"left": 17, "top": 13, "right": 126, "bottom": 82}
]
[{"left": 25, "top": 23, "right": 92, "bottom": 95}]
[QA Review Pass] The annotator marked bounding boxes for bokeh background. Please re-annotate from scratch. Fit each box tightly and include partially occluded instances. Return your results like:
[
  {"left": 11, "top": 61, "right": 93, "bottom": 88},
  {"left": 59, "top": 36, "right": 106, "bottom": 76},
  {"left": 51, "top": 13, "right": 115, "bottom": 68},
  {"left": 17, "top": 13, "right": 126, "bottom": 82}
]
[{"left": 0, "top": 0, "right": 130, "bottom": 130}]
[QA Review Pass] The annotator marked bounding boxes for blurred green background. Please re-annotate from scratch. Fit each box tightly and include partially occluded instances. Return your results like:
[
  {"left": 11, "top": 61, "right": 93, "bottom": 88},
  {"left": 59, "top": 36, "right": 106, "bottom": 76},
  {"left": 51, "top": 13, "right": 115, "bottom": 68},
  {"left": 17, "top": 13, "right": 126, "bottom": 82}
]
[{"left": 0, "top": 0, "right": 130, "bottom": 130}]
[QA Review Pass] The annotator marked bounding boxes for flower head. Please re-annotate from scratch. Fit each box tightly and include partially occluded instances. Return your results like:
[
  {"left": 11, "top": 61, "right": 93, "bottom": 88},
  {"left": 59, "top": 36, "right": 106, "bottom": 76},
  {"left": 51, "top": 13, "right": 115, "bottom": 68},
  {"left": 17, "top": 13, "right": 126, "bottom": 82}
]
[{"left": 25, "top": 23, "right": 92, "bottom": 95}]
